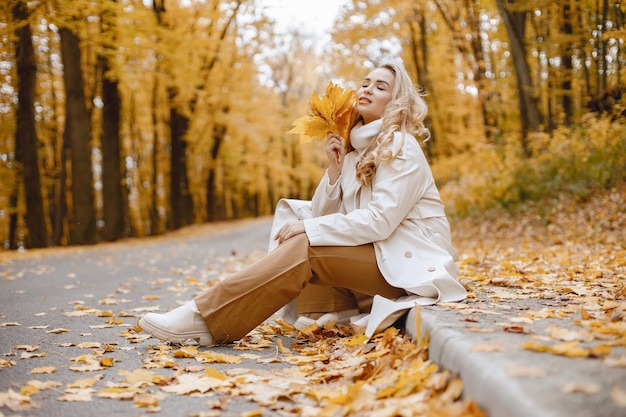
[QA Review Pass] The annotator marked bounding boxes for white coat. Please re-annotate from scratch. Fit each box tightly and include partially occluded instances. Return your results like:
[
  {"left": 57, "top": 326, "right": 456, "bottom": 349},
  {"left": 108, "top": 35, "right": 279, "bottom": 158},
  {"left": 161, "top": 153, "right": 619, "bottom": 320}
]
[{"left": 269, "top": 129, "right": 467, "bottom": 336}]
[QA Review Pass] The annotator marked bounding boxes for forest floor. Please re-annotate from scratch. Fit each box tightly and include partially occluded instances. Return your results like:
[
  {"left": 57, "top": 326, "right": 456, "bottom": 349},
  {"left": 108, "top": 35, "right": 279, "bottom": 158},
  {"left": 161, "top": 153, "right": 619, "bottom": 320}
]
[{"left": 0, "top": 182, "right": 624, "bottom": 417}]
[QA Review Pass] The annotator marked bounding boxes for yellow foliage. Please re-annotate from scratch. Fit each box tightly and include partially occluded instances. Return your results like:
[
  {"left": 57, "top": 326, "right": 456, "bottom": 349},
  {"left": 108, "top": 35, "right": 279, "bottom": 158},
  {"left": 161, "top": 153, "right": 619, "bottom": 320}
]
[
  {"left": 437, "top": 115, "right": 626, "bottom": 218},
  {"left": 287, "top": 82, "right": 356, "bottom": 143}
]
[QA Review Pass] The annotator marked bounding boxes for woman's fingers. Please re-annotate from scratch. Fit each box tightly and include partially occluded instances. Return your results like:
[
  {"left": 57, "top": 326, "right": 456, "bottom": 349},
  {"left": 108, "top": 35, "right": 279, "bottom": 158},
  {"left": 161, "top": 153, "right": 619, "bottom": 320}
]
[
  {"left": 273, "top": 221, "right": 305, "bottom": 244},
  {"left": 326, "top": 134, "right": 344, "bottom": 170}
]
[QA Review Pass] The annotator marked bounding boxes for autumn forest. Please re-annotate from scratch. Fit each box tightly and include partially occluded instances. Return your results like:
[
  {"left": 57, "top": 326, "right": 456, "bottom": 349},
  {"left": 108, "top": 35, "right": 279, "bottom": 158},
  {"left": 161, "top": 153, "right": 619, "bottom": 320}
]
[{"left": 1, "top": 0, "right": 625, "bottom": 249}]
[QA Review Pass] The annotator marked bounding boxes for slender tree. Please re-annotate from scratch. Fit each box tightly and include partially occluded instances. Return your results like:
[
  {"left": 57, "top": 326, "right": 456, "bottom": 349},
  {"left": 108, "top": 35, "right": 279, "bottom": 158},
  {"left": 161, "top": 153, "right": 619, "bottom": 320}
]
[
  {"left": 99, "top": 1, "right": 127, "bottom": 241},
  {"left": 59, "top": 25, "right": 98, "bottom": 244},
  {"left": 152, "top": 0, "right": 194, "bottom": 230},
  {"left": 495, "top": 0, "right": 541, "bottom": 153},
  {"left": 12, "top": 1, "right": 49, "bottom": 248},
  {"left": 560, "top": 0, "right": 574, "bottom": 125},
  {"left": 100, "top": 54, "right": 126, "bottom": 241}
]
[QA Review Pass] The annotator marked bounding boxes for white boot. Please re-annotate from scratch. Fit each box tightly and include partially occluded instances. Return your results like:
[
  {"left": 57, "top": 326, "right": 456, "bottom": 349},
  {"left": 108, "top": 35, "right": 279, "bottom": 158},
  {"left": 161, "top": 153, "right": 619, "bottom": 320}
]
[{"left": 138, "top": 301, "right": 214, "bottom": 346}]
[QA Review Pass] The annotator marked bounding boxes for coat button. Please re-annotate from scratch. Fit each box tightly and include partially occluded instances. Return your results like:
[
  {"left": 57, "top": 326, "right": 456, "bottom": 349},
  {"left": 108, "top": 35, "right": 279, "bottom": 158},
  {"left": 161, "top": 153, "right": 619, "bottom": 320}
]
[
  {"left": 404, "top": 251, "right": 412, "bottom": 258},
  {"left": 428, "top": 267, "right": 436, "bottom": 272}
]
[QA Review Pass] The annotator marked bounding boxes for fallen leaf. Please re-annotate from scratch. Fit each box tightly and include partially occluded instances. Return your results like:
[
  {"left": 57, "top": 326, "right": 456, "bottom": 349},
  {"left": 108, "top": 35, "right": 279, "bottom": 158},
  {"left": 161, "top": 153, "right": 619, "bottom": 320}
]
[
  {"left": 57, "top": 388, "right": 95, "bottom": 402},
  {"left": 142, "top": 295, "right": 162, "bottom": 300},
  {"left": 97, "top": 386, "right": 140, "bottom": 400},
  {"left": 134, "top": 393, "right": 160, "bottom": 409},
  {"left": 561, "top": 382, "right": 601, "bottom": 394},
  {"left": 14, "top": 345, "right": 40, "bottom": 352},
  {"left": 100, "top": 357, "right": 115, "bottom": 367},
  {"left": 470, "top": 343, "right": 506, "bottom": 352},
  {"left": 160, "top": 373, "right": 228, "bottom": 395},
  {"left": 20, "top": 351, "right": 46, "bottom": 359},
  {"left": 506, "top": 365, "right": 546, "bottom": 377},
  {"left": 0, "top": 389, "right": 37, "bottom": 411},
  {"left": 47, "top": 328, "right": 70, "bottom": 334},
  {"left": 276, "top": 339, "right": 291, "bottom": 354},
  {"left": 29, "top": 366, "right": 56, "bottom": 374},
  {"left": 0, "top": 359, "right": 17, "bottom": 369},
  {"left": 241, "top": 408, "right": 265, "bottom": 417},
  {"left": 611, "top": 385, "right": 626, "bottom": 408},
  {"left": 20, "top": 379, "right": 62, "bottom": 396},
  {"left": 67, "top": 374, "right": 104, "bottom": 388},
  {"left": 119, "top": 369, "right": 172, "bottom": 386},
  {"left": 77, "top": 342, "right": 102, "bottom": 349}
]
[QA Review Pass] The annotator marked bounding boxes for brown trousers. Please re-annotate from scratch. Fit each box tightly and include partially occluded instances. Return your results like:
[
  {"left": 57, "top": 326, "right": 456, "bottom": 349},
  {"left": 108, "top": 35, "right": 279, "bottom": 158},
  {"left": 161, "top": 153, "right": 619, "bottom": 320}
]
[{"left": 194, "top": 234, "right": 406, "bottom": 343}]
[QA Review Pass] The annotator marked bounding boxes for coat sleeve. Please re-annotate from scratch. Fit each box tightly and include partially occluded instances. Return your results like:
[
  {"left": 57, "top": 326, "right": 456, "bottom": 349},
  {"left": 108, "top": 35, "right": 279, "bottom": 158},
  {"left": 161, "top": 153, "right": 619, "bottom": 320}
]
[
  {"left": 310, "top": 170, "right": 343, "bottom": 216},
  {"left": 304, "top": 133, "right": 436, "bottom": 246}
]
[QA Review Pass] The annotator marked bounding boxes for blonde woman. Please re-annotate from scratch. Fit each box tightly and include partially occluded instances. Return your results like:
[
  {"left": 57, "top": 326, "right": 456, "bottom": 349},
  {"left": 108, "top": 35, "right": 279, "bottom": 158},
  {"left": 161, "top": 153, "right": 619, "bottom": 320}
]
[{"left": 138, "top": 62, "right": 466, "bottom": 346}]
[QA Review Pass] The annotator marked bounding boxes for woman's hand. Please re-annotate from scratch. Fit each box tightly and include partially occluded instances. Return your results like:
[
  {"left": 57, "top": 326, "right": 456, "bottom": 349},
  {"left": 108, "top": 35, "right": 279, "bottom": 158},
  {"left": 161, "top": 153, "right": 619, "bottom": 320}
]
[
  {"left": 274, "top": 220, "right": 305, "bottom": 245},
  {"left": 326, "top": 133, "right": 344, "bottom": 184}
]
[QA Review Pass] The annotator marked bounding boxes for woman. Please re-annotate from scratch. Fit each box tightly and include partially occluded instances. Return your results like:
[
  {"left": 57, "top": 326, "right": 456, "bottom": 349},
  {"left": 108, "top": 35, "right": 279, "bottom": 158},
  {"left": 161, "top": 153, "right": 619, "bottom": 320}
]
[{"left": 138, "top": 62, "right": 467, "bottom": 346}]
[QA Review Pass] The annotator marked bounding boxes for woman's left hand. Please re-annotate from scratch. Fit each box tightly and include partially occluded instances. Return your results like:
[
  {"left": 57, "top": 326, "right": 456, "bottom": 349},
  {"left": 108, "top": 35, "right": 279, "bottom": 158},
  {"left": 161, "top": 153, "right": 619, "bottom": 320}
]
[{"left": 274, "top": 220, "right": 305, "bottom": 245}]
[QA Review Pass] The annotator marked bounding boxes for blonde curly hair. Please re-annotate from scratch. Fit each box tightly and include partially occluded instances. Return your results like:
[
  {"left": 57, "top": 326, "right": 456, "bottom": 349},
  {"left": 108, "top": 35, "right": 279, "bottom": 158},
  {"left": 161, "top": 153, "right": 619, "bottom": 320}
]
[{"left": 351, "top": 62, "right": 430, "bottom": 187}]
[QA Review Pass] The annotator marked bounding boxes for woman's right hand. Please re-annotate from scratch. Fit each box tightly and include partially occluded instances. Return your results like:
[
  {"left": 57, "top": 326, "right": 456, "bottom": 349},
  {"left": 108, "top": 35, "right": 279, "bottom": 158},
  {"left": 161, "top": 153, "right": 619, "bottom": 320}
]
[{"left": 326, "top": 133, "right": 344, "bottom": 184}]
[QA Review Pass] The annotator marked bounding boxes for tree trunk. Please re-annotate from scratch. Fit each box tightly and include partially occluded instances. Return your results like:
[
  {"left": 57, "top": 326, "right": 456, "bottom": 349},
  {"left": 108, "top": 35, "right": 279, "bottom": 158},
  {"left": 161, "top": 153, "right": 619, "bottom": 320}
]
[
  {"left": 59, "top": 27, "right": 98, "bottom": 245},
  {"left": 13, "top": 1, "right": 49, "bottom": 248},
  {"left": 495, "top": 0, "right": 542, "bottom": 154},
  {"left": 560, "top": 0, "right": 573, "bottom": 125},
  {"left": 168, "top": 107, "right": 194, "bottom": 229},
  {"left": 150, "top": 77, "right": 160, "bottom": 235},
  {"left": 206, "top": 125, "right": 225, "bottom": 221},
  {"left": 406, "top": 3, "right": 437, "bottom": 158},
  {"left": 54, "top": 138, "right": 69, "bottom": 245},
  {"left": 153, "top": 1, "right": 194, "bottom": 230},
  {"left": 99, "top": 55, "right": 127, "bottom": 241}
]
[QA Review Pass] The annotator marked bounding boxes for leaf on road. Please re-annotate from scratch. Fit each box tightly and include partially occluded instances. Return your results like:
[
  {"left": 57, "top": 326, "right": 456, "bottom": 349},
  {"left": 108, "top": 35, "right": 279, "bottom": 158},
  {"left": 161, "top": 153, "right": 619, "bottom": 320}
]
[
  {"left": 67, "top": 374, "right": 104, "bottom": 388},
  {"left": 160, "top": 373, "right": 229, "bottom": 395},
  {"left": 47, "top": 328, "right": 70, "bottom": 334},
  {"left": 20, "top": 351, "right": 46, "bottom": 359},
  {"left": 610, "top": 385, "right": 626, "bottom": 408},
  {"left": 0, "top": 389, "right": 38, "bottom": 411},
  {"left": 0, "top": 359, "right": 17, "bottom": 369},
  {"left": 20, "top": 380, "right": 62, "bottom": 396},
  {"left": 57, "top": 388, "right": 95, "bottom": 402},
  {"left": 98, "top": 386, "right": 143, "bottom": 400},
  {"left": 119, "top": 369, "right": 173, "bottom": 386},
  {"left": 29, "top": 366, "right": 56, "bottom": 374},
  {"left": 14, "top": 345, "right": 40, "bottom": 352}
]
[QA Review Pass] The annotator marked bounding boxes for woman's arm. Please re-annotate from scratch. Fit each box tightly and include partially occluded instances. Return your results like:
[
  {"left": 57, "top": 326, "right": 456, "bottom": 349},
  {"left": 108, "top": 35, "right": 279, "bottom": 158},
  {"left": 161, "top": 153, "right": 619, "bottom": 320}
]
[{"left": 311, "top": 134, "right": 347, "bottom": 216}]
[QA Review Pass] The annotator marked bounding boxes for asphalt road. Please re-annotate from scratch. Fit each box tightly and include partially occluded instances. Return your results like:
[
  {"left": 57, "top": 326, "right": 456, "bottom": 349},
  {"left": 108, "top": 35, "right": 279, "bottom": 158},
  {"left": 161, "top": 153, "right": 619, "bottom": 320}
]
[{"left": 1, "top": 217, "right": 284, "bottom": 417}]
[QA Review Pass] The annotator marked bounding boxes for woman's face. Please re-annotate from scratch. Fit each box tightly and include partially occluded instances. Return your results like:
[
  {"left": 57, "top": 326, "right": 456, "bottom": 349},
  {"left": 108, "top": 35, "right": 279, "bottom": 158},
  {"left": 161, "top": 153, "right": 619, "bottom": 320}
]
[{"left": 356, "top": 67, "right": 395, "bottom": 124}]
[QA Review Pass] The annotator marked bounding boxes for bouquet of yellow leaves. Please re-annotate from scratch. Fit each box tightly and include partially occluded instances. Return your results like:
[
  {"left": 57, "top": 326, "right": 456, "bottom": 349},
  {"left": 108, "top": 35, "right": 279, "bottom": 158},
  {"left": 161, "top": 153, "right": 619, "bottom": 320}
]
[{"left": 288, "top": 81, "right": 356, "bottom": 143}]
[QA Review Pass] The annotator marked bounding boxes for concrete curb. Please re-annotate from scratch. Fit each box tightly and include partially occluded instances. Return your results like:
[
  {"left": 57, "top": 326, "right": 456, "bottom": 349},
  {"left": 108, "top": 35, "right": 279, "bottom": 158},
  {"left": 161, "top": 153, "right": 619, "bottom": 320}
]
[{"left": 404, "top": 306, "right": 624, "bottom": 417}]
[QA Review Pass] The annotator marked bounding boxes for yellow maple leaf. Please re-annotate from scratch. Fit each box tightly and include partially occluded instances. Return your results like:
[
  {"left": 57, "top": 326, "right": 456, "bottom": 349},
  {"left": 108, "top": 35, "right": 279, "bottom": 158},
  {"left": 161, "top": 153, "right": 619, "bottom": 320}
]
[
  {"left": 204, "top": 367, "right": 228, "bottom": 380},
  {"left": 99, "top": 357, "right": 115, "bottom": 367},
  {"left": 57, "top": 388, "right": 95, "bottom": 402},
  {"left": 97, "top": 386, "right": 140, "bottom": 400},
  {"left": 29, "top": 366, "right": 56, "bottom": 374},
  {"left": 134, "top": 393, "right": 160, "bottom": 408},
  {"left": 67, "top": 374, "right": 104, "bottom": 389},
  {"left": 288, "top": 81, "right": 356, "bottom": 143}
]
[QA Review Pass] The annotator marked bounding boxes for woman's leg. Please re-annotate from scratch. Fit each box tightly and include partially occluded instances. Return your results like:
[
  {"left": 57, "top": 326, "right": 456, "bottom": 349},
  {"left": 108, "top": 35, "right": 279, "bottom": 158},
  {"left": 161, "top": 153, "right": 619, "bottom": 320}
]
[
  {"left": 295, "top": 284, "right": 359, "bottom": 315},
  {"left": 195, "top": 234, "right": 405, "bottom": 343}
]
